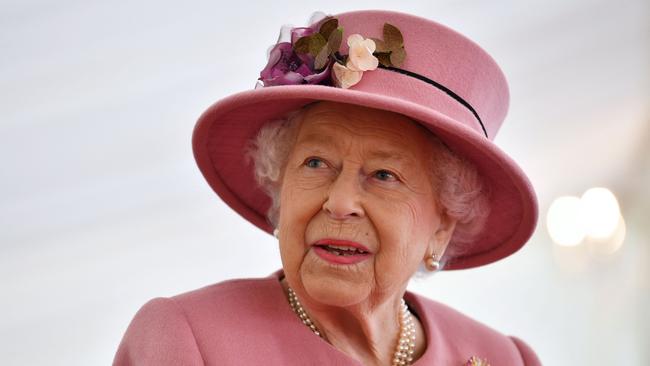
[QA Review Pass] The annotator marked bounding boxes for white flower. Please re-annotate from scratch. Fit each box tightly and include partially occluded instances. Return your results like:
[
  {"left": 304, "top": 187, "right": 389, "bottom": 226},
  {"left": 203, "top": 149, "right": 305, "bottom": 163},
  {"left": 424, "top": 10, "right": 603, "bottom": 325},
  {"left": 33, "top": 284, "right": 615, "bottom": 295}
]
[
  {"left": 332, "top": 62, "right": 363, "bottom": 89},
  {"left": 346, "top": 34, "right": 379, "bottom": 72},
  {"left": 331, "top": 34, "right": 380, "bottom": 89}
]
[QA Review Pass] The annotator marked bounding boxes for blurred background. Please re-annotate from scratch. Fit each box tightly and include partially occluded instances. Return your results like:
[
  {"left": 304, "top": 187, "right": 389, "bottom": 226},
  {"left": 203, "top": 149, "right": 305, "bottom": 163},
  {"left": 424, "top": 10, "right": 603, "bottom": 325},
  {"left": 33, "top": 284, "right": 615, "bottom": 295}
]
[{"left": 1, "top": 0, "right": 648, "bottom": 364}]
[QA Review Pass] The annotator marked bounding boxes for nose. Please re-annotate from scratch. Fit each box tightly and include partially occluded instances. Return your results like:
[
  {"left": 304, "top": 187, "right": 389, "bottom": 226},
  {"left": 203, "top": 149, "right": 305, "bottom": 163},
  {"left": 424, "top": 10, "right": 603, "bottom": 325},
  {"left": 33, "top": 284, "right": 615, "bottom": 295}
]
[{"left": 322, "top": 170, "right": 365, "bottom": 220}]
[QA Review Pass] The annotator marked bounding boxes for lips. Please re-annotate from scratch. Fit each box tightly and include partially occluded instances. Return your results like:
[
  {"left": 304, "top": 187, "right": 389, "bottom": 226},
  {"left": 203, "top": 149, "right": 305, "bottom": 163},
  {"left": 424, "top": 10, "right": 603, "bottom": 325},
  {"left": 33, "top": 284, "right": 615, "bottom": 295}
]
[{"left": 312, "top": 239, "right": 372, "bottom": 265}]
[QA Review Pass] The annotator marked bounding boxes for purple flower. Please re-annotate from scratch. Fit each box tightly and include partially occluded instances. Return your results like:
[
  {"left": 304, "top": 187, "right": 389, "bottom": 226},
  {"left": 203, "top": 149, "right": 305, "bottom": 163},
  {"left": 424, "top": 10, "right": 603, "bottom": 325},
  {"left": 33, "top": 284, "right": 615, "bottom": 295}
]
[
  {"left": 290, "top": 27, "right": 314, "bottom": 44},
  {"left": 259, "top": 28, "right": 331, "bottom": 87},
  {"left": 257, "top": 17, "right": 406, "bottom": 88}
]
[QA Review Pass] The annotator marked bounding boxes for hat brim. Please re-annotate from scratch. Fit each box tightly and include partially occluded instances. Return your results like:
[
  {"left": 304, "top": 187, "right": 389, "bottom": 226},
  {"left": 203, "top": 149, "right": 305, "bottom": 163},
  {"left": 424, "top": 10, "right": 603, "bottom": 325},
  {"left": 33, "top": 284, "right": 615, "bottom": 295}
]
[{"left": 193, "top": 83, "right": 538, "bottom": 270}]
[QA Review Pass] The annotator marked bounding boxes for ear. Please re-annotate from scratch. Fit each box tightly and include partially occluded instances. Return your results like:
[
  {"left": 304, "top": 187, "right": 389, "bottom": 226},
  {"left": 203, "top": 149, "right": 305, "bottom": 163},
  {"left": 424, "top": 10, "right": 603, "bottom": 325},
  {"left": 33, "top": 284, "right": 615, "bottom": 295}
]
[{"left": 426, "top": 211, "right": 458, "bottom": 258}]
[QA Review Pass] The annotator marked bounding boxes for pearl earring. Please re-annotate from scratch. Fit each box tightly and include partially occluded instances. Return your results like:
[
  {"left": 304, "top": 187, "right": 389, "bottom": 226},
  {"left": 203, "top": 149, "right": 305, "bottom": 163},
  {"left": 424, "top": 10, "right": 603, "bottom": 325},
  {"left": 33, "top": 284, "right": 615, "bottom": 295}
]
[
  {"left": 273, "top": 228, "right": 279, "bottom": 239},
  {"left": 425, "top": 253, "right": 441, "bottom": 272}
]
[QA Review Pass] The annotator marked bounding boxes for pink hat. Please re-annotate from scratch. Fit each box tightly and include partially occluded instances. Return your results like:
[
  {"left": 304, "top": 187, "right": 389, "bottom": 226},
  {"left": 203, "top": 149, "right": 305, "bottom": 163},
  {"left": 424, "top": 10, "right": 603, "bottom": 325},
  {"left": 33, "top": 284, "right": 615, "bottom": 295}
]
[{"left": 192, "top": 10, "right": 538, "bottom": 270}]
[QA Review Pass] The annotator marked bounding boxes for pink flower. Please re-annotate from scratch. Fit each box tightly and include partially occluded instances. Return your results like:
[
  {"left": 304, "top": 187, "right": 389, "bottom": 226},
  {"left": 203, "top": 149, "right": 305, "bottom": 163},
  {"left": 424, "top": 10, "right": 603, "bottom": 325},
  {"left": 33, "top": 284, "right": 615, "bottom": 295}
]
[{"left": 345, "top": 34, "right": 379, "bottom": 72}]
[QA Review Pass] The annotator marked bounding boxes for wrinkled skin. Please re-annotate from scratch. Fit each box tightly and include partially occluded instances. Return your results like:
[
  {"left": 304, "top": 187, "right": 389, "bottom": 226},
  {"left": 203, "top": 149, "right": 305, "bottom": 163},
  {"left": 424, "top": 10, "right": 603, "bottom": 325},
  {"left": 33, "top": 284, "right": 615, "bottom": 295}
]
[{"left": 276, "top": 101, "right": 457, "bottom": 365}]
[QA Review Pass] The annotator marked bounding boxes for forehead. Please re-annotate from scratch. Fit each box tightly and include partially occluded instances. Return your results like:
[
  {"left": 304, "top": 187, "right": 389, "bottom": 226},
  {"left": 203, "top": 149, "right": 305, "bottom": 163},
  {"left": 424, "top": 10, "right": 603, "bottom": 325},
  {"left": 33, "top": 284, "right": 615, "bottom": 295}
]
[{"left": 296, "top": 102, "right": 434, "bottom": 155}]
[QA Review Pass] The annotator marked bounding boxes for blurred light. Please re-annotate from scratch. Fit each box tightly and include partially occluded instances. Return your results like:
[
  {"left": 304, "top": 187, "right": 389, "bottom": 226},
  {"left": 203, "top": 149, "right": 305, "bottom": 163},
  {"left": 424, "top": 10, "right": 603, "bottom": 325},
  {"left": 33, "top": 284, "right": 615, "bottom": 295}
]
[
  {"left": 547, "top": 196, "right": 585, "bottom": 246},
  {"left": 580, "top": 187, "right": 621, "bottom": 239},
  {"left": 590, "top": 216, "right": 627, "bottom": 256}
]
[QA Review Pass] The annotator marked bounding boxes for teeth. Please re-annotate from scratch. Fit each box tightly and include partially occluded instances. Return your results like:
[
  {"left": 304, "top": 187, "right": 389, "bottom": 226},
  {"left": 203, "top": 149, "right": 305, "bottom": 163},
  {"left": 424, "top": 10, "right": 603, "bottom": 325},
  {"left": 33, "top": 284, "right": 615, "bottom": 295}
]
[
  {"left": 327, "top": 244, "right": 357, "bottom": 251},
  {"left": 323, "top": 244, "right": 367, "bottom": 255}
]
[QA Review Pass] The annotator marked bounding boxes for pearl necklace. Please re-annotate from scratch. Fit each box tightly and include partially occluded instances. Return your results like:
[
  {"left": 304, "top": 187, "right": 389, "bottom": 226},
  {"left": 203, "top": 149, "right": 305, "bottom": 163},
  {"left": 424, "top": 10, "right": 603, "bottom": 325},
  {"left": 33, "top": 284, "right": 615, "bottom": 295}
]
[{"left": 287, "top": 287, "right": 416, "bottom": 366}]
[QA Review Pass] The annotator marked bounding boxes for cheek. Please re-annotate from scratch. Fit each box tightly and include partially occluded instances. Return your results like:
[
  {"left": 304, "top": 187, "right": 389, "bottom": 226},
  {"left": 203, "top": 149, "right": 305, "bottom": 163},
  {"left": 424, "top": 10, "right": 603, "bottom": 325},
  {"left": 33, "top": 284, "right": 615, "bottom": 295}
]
[
  {"left": 277, "top": 177, "right": 327, "bottom": 266},
  {"left": 394, "top": 201, "right": 424, "bottom": 258},
  {"left": 374, "top": 193, "right": 420, "bottom": 237},
  {"left": 374, "top": 197, "right": 433, "bottom": 270},
  {"left": 278, "top": 176, "right": 326, "bottom": 229},
  {"left": 407, "top": 197, "right": 442, "bottom": 251}
]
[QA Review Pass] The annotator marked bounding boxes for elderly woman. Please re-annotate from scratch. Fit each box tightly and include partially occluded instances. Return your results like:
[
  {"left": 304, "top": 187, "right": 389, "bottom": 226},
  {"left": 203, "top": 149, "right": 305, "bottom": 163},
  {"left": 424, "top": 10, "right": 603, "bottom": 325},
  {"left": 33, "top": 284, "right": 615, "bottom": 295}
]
[{"left": 114, "top": 10, "right": 540, "bottom": 366}]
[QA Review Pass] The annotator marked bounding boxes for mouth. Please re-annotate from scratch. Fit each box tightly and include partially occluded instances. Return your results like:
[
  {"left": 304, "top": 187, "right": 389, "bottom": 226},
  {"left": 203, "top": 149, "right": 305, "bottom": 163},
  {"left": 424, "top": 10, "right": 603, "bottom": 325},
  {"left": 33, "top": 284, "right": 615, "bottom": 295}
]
[{"left": 311, "top": 239, "right": 372, "bottom": 265}]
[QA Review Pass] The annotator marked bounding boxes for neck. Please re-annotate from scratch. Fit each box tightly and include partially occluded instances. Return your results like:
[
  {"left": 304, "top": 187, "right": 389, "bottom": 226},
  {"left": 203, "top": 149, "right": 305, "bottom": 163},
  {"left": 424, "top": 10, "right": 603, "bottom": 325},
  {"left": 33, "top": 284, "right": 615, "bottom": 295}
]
[{"left": 281, "top": 279, "right": 426, "bottom": 366}]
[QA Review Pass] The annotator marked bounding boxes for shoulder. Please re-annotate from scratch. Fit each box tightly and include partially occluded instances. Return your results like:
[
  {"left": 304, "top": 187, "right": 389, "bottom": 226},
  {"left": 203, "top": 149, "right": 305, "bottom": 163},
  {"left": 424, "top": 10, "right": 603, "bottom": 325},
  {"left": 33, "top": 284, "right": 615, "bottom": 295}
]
[
  {"left": 174, "top": 275, "right": 282, "bottom": 309},
  {"left": 408, "top": 293, "right": 542, "bottom": 365},
  {"left": 114, "top": 275, "right": 282, "bottom": 366},
  {"left": 113, "top": 297, "right": 204, "bottom": 365},
  {"left": 410, "top": 294, "right": 503, "bottom": 338},
  {"left": 509, "top": 336, "right": 542, "bottom": 365}
]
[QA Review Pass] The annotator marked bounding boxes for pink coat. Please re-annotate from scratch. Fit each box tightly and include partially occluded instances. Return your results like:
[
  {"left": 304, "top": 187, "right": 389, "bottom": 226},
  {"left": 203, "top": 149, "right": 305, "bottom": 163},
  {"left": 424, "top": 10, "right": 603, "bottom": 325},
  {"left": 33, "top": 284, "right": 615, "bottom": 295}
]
[{"left": 114, "top": 271, "right": 541, "bottom": 365}]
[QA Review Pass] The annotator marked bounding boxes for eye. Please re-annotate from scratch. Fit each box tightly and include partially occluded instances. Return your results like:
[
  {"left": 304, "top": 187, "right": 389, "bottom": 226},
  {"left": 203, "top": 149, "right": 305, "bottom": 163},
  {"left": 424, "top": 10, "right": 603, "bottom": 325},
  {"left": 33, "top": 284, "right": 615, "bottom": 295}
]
[
  {"left": 304, "top": 157, "right": 327, "bottom": 169},
  {"left": 373, "top": 169, "right": 397, "bottom": 182}
]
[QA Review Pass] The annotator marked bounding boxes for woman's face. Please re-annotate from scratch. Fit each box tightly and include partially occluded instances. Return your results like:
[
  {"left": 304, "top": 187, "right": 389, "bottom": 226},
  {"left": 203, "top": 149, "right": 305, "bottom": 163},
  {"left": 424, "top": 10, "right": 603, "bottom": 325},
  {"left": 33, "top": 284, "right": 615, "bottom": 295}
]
[{"left": 277, "top": 101, "right": 456, "bottom": 307}]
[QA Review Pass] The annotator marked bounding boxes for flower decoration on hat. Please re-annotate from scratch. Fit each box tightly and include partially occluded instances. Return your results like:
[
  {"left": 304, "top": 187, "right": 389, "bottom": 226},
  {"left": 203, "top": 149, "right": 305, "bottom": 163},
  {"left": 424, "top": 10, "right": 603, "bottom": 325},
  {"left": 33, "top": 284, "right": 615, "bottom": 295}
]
[
  {"left": 465, "top": 356, "right": 491, "bottom": 366},
  {"left": 259, "top": 17, "right": 407, "bottom": 89}
]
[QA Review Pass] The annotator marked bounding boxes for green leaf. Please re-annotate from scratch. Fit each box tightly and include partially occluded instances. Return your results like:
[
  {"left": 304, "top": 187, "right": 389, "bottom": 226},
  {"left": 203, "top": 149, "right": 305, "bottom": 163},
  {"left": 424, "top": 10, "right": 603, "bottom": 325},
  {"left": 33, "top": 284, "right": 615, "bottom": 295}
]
[
  {"left": 383, "top": 23, "right": 404, "bottom": 50},
  {"left": 389, "top": 47, "right": 406, "bottom": 67},
  {"left": 309, "top": 33, "right": 327, "bottom": 56},
  {"left": 314, "top": 45, "right": 330, "bottom": 70},
  {"left": 371, "top": 37, "right": 389, "bottom": 53},
  {"left": 376, "top": 52, "right": 392, "bottom": 67},
  {"left": 327, "top": 28, "right": 343, "bottom": 54},
  {"left": 319, "top": 18, "right": 339, "bottom": 39},
  {"left": 294, "top": 36, "right": 311, "bottom": 54}
]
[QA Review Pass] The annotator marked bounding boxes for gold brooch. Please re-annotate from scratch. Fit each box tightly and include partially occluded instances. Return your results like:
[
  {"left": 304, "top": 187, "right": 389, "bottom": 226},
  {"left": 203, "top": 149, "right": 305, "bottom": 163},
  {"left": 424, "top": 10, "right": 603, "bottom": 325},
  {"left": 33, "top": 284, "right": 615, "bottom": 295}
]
[{"left": 466, "top": 356, "right": 490, "bottom": 366}]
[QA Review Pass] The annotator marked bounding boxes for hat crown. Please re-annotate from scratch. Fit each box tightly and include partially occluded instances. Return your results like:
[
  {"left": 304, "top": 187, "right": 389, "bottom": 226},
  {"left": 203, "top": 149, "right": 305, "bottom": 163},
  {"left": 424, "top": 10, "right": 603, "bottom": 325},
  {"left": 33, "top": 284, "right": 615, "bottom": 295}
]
[{"left": 325, "top": 10, "right": 509, "bottom": 140}]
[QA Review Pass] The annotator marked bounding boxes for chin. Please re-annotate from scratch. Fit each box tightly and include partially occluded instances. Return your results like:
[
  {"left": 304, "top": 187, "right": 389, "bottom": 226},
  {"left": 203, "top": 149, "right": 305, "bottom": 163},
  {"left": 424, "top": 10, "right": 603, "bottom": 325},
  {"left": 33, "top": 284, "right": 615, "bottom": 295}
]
[
  {"left": 303, "top": 276, "right": 372, "bottom": 307},
  {"left": 299, "top": 254, "right": 374, "bottom": 307}
]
